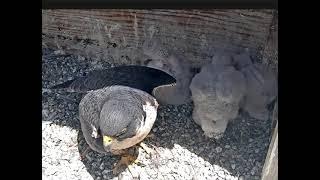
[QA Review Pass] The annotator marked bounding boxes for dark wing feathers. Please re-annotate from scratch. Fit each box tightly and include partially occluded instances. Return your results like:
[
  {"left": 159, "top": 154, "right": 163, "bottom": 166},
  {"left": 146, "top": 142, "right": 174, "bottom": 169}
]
[{"left": 51, "top": 65, "right": 176, "bottom": 94}]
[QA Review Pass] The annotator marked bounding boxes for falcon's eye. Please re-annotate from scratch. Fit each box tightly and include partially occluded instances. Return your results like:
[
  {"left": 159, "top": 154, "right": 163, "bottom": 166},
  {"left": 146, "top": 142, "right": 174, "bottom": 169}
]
[
  {"left": 115, "top": 128, "right": 127, "bottom": 137},
  {"left": 120, "top": 128, "right": 127, "bottom": 133}
]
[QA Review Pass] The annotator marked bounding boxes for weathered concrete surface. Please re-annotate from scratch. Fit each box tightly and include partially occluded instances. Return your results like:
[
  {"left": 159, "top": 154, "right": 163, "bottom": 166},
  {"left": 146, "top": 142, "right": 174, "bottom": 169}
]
[{"left": 42, "top": 9, "right": 276, "bottom": 68}]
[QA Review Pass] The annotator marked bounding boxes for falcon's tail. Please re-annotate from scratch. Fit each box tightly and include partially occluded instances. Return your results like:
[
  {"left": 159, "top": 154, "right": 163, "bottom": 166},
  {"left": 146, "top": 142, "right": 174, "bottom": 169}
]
[
  {"left": 50, "top": 77, "right": 87, "bottom": 92},
  {"left": 50, "top": 79, "right": 77, "bottom": 89}
]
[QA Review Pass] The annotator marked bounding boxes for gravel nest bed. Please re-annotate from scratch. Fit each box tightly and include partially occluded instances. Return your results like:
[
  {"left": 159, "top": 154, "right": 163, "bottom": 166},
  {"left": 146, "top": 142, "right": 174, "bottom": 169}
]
[{"left": 42, "top": 48, "right": 273, "bottom": 180}]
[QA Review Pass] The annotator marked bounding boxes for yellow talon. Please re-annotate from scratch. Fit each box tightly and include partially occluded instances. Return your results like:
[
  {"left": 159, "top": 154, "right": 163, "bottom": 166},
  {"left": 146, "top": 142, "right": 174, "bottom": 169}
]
[
  {"left": 133, "top": 159, "right": 146, "bottom": 167},
  {"left": 112, "top": 153, "right": 138, "bottom": 175}
]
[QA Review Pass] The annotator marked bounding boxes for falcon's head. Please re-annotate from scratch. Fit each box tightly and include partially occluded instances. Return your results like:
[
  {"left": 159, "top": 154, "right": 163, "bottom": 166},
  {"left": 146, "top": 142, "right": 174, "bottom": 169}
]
[{"left": 95, "top": 87, "right": 158, "bottom": 153}]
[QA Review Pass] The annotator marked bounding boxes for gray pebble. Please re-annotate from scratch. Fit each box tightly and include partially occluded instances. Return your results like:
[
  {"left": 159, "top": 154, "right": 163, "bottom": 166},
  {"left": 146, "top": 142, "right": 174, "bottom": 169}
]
[
  {"left": 217, "top": 171, "right": 225, "bottom": 177},
  {"left": 54, "top": 50, "right": 66, "bottom": 55},
  {"left": 199, "top": 147, "right": 204, "bottom": 152},
  {"left": 78, "top": 55, "right": 85, "bottom": 61},
  {"left": 99, "top": 162, "right": 105, "bottom": 170},
  {"left": 85, "top": 154, "right": 92, "bottom": 162},
  {"left": 216, "top": 147, "right": 223, "bottom": 153},
  {"left": 251, "top": 170, "right": 255, "bottom": 176},
  {"left": 102, "top": 169, "right": 111, "bottom": 175},
  {"left": 152, "top": 127, "right": 158, "bottom": 132},
  {"left": 42, "top": 109, "right": 49, "bottom": 117}
]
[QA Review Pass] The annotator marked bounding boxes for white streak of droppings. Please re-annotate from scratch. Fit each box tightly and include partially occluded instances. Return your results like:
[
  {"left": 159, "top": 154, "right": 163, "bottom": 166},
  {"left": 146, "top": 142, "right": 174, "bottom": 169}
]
[
  {"left": 185, "top": 10, "right": 195, "bottom": 26},
  {"left": 104, "top": 23, "right": 121, "bottom": 41},
  {"left": 147, "top": 25, "right": 156, "bottom": 39},
  {"left": 200, "top": 34, "right": 208, "bottom": 49},
  {"left": 54, "top": 35, "right": 62, "bottom": 50},
  {"left": 104, "top": 25, "right": 110, "bottom": 38},
  {"left": 96, "top": 20, "right": 105, "bottom": 45},
  {"left": 122, "top": 35, "right": 127, "bottom": 47},
  {"left": 133, "top": 13, "right": 139, "bottom": 47}
]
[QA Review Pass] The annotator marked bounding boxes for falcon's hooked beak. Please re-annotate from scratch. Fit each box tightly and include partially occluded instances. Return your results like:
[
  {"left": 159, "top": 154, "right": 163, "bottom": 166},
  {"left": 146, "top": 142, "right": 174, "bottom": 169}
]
[{"left": 103, "top": 135, "right": 114, "bottom": 150}]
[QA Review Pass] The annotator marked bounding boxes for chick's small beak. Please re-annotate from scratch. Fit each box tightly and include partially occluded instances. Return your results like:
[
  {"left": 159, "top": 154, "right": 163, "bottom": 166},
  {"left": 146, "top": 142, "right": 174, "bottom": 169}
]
[{"left": 103, "top": 135, "right": 114, "bottom": 147}]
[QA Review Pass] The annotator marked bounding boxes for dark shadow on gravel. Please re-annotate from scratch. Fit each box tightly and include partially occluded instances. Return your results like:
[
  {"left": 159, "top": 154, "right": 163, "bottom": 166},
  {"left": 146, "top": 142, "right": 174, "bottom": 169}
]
[
  {"left": 77, "top": 130, "right": 121, "bottom": 179},
  {"left": 42, "top": 48, "right": 274, "bottom": 179}
]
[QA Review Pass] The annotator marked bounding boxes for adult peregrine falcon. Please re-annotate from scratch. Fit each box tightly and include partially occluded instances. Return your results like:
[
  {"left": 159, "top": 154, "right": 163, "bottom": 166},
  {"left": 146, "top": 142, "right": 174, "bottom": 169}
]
[
  {"left": 78, "top": 86, "right": 158, "bottom": 154},
  {"left": 51, "top": 65, "right": 182, "bottom": 174}
]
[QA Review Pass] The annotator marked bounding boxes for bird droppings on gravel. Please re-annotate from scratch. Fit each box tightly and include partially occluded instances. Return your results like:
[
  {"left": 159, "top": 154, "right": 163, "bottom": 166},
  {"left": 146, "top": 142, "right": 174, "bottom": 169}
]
[{"left": 42, "top": 48, "right": 273, "bottom": 180}]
